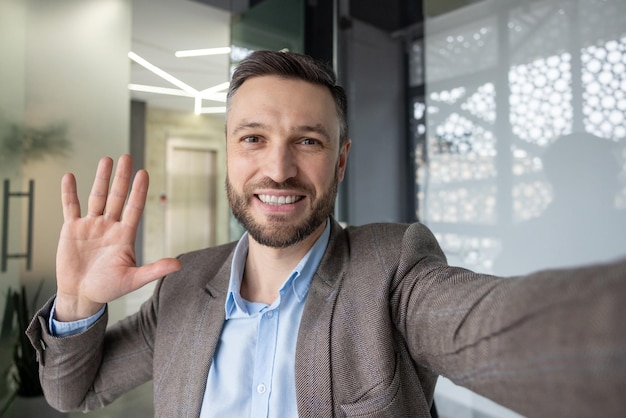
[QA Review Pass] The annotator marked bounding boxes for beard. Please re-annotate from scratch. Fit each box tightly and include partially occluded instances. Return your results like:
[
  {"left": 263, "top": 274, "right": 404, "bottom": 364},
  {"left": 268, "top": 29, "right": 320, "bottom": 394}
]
[{"left": 226, "top": 172, "right": 338, "bottom": 248}]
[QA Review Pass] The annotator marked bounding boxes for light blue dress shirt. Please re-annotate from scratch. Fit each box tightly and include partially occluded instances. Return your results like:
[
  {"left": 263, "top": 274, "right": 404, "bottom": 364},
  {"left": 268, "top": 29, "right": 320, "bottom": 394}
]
[
  {"left": 50, "top": 219, "right": 331, "bottom": 418},
  {"left": 200, "top": 220, "right": 330, "bottom": 418}
]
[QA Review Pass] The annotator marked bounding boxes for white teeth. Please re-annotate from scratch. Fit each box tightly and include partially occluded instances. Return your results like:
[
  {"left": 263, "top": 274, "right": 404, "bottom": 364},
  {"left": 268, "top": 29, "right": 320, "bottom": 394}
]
[{"left": 258, "top": 194, "right": 300, "bottom": 205}]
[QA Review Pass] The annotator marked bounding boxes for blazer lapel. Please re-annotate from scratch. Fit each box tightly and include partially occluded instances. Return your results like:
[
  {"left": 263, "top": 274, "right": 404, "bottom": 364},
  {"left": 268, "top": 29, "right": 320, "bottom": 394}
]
[
  {"left": 295, "top": 219, "right": 348, "bottom": 417},
  {"left": 174, "top": 251, "right": 233, "bottom": 418}
]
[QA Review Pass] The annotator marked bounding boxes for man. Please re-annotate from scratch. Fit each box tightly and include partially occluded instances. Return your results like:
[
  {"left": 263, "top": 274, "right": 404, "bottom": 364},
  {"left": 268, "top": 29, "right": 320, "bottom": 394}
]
[{"left": 28, "top": 50, "right": 626, "bottom": 417}]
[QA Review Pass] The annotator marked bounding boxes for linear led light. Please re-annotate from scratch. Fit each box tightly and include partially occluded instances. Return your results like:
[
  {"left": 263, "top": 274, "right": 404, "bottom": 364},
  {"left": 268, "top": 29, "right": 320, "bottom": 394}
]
[
  {"left": 203, "top": 92, "right": 227, "bottom": 103},
  {"left": 128, "top": 84, "right": 193, "bottom": 97},
  {"left": 128, "top": 51, "right": 198, "bottom": 95},
  {"left": 129, "top": 51, "right": 228, "bottom": 115},
  {"left": 200, "top": 82, "right": 230, "bottom": 101},
  {"left": 199, "top": 106, "right": 227, "bottom": 114},
  {"left": 201, "top": 81, "right": 230, "bottom": 94},
  {"left": 175, "top": 47, "right": 231, "bottom": 58}
]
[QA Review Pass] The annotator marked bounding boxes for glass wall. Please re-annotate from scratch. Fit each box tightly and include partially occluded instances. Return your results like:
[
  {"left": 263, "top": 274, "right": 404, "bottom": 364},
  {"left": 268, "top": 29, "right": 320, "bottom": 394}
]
[
  {"left": 419, "top": 0, "right": 626, "bottom": 415},
  {"left": 231, "top": 0, "right": 304, "bottom": 58},
  {"left": 420, "top": 0, "right": 626, "bottom": 274},
  {"left": 0, "top": 0, "right": 130, "bottom": 414},
  {"left": 0, "top": 0, "right": 26, "bottom": 410}
]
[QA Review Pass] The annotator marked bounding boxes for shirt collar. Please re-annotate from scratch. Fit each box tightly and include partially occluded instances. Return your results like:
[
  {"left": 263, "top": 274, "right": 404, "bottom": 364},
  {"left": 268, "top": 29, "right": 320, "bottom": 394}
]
[{"left": 225, "top": 219, "right": 331, "bottom": 319}]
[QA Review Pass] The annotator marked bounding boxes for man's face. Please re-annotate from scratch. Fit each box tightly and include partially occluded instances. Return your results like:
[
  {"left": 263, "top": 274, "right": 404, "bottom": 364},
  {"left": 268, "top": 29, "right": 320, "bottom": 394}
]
[{"left": 225, "top": 75, "right": 350, "bottom": 248}]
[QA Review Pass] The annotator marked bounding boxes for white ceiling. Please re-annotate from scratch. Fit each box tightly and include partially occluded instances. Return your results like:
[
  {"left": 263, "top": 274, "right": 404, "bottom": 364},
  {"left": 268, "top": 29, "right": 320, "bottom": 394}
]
[{"left": 130, "top": 0, "right": 232, "bottom": 112}]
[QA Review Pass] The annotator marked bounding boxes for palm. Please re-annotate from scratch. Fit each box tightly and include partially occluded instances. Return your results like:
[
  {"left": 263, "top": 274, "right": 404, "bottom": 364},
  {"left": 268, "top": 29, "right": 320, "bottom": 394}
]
[
  {"left": 55, "top": 155, "right": 181, "bottom": 320},
  {"left": 57, "top": 216, "right": 138, "bottom": 303}
]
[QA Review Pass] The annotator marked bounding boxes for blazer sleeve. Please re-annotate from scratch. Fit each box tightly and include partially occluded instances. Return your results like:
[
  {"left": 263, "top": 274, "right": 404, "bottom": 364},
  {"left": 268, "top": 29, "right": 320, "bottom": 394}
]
[
  {"left": 26, "top": 282, "right": 160, "bottom": 413},
  {"left": 390, "top": 222, "right": 626, "bottom": 417}
]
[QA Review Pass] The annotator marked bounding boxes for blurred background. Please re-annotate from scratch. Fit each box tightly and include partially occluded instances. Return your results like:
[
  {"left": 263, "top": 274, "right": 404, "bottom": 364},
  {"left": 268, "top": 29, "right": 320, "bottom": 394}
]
[{"left": 1, "top": 0, "right": 624, "bottom": 416}]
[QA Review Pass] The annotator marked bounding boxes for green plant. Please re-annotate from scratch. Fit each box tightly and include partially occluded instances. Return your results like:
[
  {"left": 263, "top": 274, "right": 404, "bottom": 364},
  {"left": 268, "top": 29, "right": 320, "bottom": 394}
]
[
  {"left": 0, "top": 282, "right": 44, "bottom": 416},
  {"left": 0, "top": 114, "right": 72, "bottom": 164}
]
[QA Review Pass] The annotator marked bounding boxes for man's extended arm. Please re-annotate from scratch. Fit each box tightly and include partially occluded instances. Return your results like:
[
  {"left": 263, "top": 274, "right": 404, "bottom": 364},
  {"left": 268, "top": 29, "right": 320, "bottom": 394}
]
[{"left": 391, "top": 223, "right": 626, "bottom": 417}]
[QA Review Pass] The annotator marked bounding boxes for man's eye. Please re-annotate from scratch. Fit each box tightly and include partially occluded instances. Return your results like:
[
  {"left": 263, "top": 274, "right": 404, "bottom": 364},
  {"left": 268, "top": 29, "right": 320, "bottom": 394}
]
[
  {"left": 243, "top": 136, "right": 259, "bottom": 143},
  {"left": 301, "top": 138, "right": 319, "bottom": 145}
]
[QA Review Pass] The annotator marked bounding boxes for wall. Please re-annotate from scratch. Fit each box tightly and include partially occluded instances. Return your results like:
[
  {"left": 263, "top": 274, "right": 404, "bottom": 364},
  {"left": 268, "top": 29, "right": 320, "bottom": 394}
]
[{"left": 341, "top": 19, "right": 408, "bottom": 225}]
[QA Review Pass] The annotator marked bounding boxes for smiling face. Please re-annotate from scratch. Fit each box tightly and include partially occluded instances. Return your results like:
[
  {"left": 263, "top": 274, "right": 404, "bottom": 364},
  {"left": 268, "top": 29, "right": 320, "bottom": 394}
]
[{"left": 226, "top": 75, "right": 350, "bottom": 248}]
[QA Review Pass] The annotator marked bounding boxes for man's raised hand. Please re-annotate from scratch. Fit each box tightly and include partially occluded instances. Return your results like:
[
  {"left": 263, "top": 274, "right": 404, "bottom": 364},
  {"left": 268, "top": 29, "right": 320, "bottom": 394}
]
[{"left": 54, "top": 155, "right": 182, "bottom": 321}]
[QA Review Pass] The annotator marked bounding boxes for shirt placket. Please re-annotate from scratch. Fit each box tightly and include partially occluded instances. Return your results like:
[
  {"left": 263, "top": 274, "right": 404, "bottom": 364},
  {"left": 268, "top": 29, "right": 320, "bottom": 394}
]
[{"left": 250, "top": 307, "right": 279, "bottom": 418}]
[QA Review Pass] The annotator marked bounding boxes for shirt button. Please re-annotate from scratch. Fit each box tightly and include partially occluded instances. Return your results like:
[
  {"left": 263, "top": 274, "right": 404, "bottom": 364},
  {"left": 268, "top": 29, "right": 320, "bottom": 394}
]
[
  {"left": 266, "top": 311, "right": 273, "bottom": 318},
  {"left": 257, "top": 384, "right": 266, "bottom": 394}
]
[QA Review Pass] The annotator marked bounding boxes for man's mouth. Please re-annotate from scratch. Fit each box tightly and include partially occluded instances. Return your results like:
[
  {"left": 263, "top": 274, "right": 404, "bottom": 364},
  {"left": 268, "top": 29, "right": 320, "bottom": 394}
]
[{"left": 257, "top": 194, "right": 303, "bottom": 205}]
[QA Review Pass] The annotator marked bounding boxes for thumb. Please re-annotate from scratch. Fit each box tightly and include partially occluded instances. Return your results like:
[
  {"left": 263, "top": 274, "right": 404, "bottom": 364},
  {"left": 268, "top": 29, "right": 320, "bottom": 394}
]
[{"left": 132, "top": 258, "right": 182, "bottom": 289}]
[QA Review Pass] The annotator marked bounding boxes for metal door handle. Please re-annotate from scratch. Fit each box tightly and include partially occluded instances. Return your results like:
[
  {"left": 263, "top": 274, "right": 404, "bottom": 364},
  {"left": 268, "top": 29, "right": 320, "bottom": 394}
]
[{"left": 1, "top": 179, "right": 34, "bottom": 272}]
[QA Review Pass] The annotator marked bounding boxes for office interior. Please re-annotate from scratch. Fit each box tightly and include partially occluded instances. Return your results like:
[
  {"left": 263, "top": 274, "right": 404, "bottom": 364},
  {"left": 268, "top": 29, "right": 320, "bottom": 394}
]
[{"left": 1, "top": 0, "right": 625, "bottom": 416}]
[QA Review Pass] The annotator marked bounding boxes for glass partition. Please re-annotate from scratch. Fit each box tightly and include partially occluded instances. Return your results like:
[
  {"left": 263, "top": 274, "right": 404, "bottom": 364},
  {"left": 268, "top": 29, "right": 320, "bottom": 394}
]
[
  {"left": 421, "top": 0, "right": 626, "bottom": 273},
  {"left": 420, "top": 0, "right": 626, "bottom": 415},
  {"left": 0, "top": 0, "right": 26, "bottom": 410},
  {"left": 0, "top": 0, "right": 131, "bottom": 415},
  {"left": 231, "top": 0, "right": 304, "bottom": 56}
]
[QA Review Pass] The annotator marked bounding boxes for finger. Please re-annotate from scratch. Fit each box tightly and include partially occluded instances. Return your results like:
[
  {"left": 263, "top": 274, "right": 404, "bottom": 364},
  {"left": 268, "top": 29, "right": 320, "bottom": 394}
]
[
  {"left": 61, "top": 173, "right": 81, "bottom": 221},
  {"left": 87, "top": 157, "right": 113, "bottom": 217},
  {"left": 131, "top": 258, "right": 182, "bottom": 290},
  {"left": 121, "top": 168, "right": 149, "bottom": 228},
  {"left": 105, "top": 155, "right": 133, "bottom": 220}
]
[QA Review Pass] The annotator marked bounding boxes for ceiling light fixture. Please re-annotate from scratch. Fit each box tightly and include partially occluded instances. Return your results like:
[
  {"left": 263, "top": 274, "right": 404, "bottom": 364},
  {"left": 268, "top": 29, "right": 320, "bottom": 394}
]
[
  {"left": 128, "top": 51, "right": 229, "bottom": 114},
  {"left": 175, "top": 47, "right": 232, "bottom": 58},
  {"left": 200, "top": 82, "right": 230, "bottom": 99},
  {"left": 128, "top": 51, "right": 198, "bottom": 96},
  {"left": 129, "top": 51, "right": 197, "bottom": 95},
  {"left": 199, "top": 106, "right": 227, "bottom": 114},
  {"left": 128, "top": 84, "right": 193, "bottom": 97},
  {"left": 203, "top": 92, "right": 227, "bottom": 103}
]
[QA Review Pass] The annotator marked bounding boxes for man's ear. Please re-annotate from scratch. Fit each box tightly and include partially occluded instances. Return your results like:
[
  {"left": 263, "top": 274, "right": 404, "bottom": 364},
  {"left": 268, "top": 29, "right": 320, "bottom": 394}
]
[{"left": 337, "top": 139, "right": 351, "bottom": 182}]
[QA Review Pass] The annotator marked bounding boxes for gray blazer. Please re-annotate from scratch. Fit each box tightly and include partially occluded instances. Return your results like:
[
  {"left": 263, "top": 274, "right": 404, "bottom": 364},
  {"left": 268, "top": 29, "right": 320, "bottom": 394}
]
[{"left": 27, "top": 219, "right": 626, "bottom": 417}]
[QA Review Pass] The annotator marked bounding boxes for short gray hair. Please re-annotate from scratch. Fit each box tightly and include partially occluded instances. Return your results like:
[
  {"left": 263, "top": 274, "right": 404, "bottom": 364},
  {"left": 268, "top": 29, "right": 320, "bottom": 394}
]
[{"left": 227, "top": 50, "right": 348, "bottom": 145}]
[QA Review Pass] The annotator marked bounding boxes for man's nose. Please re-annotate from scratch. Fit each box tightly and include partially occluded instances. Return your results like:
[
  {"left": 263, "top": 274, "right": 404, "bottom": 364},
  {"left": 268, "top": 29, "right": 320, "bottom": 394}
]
[{"left": 263, "top": 143, "right": 298, "bottom": 183}]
